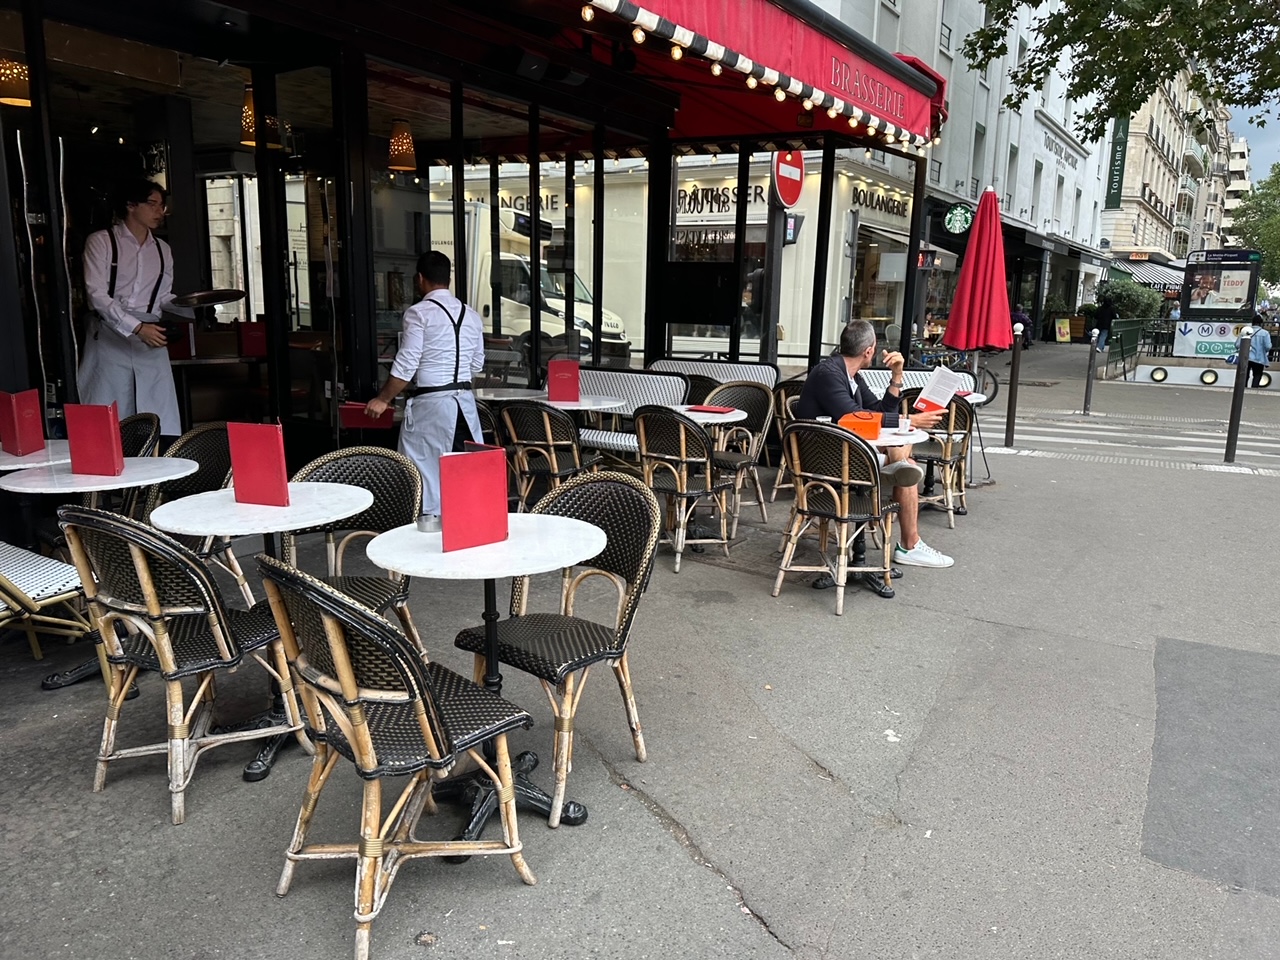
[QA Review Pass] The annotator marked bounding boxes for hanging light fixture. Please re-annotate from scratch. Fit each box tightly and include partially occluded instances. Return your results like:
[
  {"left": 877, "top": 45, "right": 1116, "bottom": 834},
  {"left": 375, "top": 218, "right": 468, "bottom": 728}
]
[
  {"left": 670, "top": 45, "right": 683, "bottom": 61},
  {"left": 240, "top": 85, "right": 286, "bottom": 149},
  {"left": 710, "top": 62, "right": 722, "bottom": 77},
  {"left": 388, "top": 119, "right": 417, "bottom": 172},
  {"left": 0, "top": 59, "right": 31, "bottom": 107},
  {"left": 773, "top": 87, "right": 786, "bottom": 102},
  {"left": 746, "top": 76, "right": 758, "bottom": 89},
  {"left": 580, "top": 4, "right": 594, "bottom": 21}
]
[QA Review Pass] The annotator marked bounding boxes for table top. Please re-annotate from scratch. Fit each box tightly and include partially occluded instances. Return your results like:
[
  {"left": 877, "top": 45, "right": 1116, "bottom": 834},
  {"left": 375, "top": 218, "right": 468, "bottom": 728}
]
[
  {"left": 0, "top": 456, "right": 198, "bottom": 494},
  {"left": 0, "top": 439, "right": 71, "bottom": 472},
  {"left": 149, "top": 482, "right": 374, "bottom": 538},
  {"left": 873, "top": 427, "right": 930, "bottom": 448},
  {"left": 672, "top": 404, "right": 749, "bottom": 425},
  {"left": 171, "top": 288, "right": 246, "bottom": 308},
  {"left": 958, "top": 392, "right": 987, "bottom": 405},
  {"left": 367, "top": 513, "right": 606, "bottom": 581},
  {"left": 542, "top": 395, "right": 625, "bottom": 412},
  {"left": 474, "top": 387, "right": 547, "bottom": 401}
]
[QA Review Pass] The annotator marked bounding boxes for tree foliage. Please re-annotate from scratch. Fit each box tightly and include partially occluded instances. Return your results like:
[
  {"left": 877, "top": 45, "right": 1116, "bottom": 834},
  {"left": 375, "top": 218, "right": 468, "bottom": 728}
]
[
  {"left": 1095, "top": 278, "right": 1164, "bottom": 318},
  {"left": 962, "top": 0, "right": 1280, "bottom": 143},
  {"left": 1231, "top": 162, "right": 1280, "bottom": 284}
]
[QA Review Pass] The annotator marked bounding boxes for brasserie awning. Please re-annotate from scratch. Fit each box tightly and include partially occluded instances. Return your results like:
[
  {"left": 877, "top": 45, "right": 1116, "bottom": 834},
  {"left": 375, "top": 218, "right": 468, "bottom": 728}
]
[{"left": 1112, "top": 259, "right": 1183, "bottom": 292}]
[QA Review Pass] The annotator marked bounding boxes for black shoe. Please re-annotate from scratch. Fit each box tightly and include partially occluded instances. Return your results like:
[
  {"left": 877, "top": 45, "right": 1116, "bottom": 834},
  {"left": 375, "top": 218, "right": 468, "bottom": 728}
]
[{"left": 812, "top": 574, "right": 836, "bottom": 589}]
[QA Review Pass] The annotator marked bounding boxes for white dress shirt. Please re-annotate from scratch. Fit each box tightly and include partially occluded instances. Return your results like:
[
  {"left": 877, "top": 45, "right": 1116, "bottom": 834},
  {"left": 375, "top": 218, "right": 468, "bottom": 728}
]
[
  {"left": 83, "top": 223, "right": 185, "bottom": 337},
  {"left": 390, "top": 289, "right": 485, "bottom": 387}
]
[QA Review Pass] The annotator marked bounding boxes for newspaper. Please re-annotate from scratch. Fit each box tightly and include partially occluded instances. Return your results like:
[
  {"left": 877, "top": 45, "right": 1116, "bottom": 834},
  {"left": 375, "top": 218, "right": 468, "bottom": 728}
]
[{"left": 912, "top": 365, "right": 964, "bottom": 412}]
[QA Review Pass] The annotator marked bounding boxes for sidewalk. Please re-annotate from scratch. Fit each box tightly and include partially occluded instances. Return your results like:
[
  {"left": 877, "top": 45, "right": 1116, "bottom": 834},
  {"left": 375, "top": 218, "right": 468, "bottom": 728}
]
[{"left": 4, "top": 441, "right": 1280, "bottom": 959}]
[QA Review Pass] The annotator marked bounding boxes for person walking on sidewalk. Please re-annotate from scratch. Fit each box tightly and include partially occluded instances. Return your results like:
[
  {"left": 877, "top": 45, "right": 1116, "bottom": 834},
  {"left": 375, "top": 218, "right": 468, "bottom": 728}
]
[
  {"left": 1237, "top": 315, "right": 1272, "bottom": 388},
  {"left": 1011, "top": 303, "right": 1032, "bottom": 349},
  {"left": 1095, "top": 297, "right": 1117, "bottom": 352}
]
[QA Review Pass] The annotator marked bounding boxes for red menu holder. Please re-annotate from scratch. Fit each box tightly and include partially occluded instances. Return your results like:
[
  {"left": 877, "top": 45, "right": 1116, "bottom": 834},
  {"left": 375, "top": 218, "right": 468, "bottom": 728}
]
[
  {"left": 64, "top": 402, "right": 124, "bottom": 476},
  {"left": 339, "top": 401, "right": 394, "bottom": 430},
  {"left": 687, "top": 405, "right": 735, "bottom": 414},
  {"left": 547, "top": 359, "right": 580, "bottom": 402},
  {"left": 0, "top": 389, "right": 45, "bottom": 457},
  {"left": 227, "top": 421, "right": 290, "bottom": 506},
  {"left": 236, "top": 321, "right": 268, "bottom": 358},
  {"left": 439, "top": 442, "right": 509, "bottom": 552},
  {"left": 165, "top": 320, "right": 196, "bottom": 361}
]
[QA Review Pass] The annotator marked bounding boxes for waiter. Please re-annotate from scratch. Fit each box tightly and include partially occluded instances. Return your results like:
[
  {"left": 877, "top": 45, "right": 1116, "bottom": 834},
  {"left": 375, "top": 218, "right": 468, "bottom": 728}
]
[
  {"left": 79, "top": 179, "right": 191, "bottom": 437},
  {"left": 366, "top": 250, "right": 484, "bottom": 514}
]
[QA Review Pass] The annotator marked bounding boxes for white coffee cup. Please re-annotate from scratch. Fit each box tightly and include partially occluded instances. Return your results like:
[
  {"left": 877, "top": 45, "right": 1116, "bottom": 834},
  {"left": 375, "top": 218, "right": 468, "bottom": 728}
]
[{"left": 896, "top": 416, "right": 913, "bottom": 435}]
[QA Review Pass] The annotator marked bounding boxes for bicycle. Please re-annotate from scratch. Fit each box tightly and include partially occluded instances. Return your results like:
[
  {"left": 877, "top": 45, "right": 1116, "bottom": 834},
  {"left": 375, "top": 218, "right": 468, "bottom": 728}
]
[{"left": 914, "top": 345, "right": 1000, "bottom": 406}]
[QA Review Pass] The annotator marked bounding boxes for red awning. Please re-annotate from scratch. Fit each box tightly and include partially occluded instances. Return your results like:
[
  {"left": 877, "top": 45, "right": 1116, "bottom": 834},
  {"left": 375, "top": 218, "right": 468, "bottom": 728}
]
[{"left": 587, "top": 0, "right": 943, "bottom": 144}]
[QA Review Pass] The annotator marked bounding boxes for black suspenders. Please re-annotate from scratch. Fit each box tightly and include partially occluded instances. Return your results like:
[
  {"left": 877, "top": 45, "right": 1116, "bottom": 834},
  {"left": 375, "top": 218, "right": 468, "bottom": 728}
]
[
  {"left": 105, "top": 228, "right": 165, "bottom": 315},
  {"left": 405, "top": 299, "right": 473, "bottom": 395}
]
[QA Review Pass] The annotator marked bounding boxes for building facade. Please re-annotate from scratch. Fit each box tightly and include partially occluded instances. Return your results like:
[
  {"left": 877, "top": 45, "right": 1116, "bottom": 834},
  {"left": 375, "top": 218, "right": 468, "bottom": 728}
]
[{"left": 1222, "top": 136, "right": 1253, "bottom": 246}]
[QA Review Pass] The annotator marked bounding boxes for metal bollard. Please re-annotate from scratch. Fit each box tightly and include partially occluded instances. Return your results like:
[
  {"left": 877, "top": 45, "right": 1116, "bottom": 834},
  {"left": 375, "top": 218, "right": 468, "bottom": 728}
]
[
  {"left": 1005, "top": 323, "right": 1024, "bottom": 447},
  {"left": 1225, "top": 327, "right": 1253, "bottom": 463},
  {"left": 1082, "top": 328, "right": 1099, "bottom": 415}
]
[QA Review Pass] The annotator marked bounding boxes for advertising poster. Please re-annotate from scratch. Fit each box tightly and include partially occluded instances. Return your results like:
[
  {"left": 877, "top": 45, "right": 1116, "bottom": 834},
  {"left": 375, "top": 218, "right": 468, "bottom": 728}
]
[{"left": 1186, "top": 268, "right": 1252, "bottom": 311}]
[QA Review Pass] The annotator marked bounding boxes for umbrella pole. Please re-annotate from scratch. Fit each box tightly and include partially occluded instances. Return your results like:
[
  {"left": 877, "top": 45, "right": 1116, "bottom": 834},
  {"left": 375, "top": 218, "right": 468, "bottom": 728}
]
[{"left": 967, "top": 351, "right": 994, "bottom": 488}]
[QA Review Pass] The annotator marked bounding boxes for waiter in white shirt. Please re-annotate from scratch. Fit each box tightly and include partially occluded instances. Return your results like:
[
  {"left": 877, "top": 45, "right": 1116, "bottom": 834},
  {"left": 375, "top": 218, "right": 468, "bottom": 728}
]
[
  {"left": 79, "top": 179, "right": 192, "bottom": 436},
  {"left": 365, "top": 251, "right": 484, "bottom": 515}
]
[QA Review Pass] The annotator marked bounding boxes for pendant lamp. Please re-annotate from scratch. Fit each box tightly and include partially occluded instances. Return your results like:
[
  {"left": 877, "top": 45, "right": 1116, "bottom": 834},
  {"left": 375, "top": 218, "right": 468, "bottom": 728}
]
[
  {"left": 0, "top": 59, "right": 31, "bottom": 107},
  {"left": 240, "top": 84, "right": 285, "bottom": 150},
  {"left": 388, "top": 119, "right": 417, "bottom": 172}
]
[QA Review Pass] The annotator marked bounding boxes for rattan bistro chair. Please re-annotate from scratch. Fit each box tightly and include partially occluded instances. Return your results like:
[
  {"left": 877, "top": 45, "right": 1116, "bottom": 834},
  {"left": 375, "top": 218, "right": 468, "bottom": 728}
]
[
  {"left": 684, "top": 374, "right": 720, "bottom": 405},
  {"left": 772, "top": 422, "right": 899, "bottom": 616},
  {"left": 280, "top": 447, "right": 424, "bottom": 650},
  {"left": 634, "top": 405, "right": 733, "bottom": 573},
  {"left": 704, "top": 380, "right": 774, "bottom": 536},
  {"left": 455, "top": 471, "right": 661, "bottom": 827},
  {"left": 0, "top": 541, "right": 89, "bottom": 659},
  {"left": 899, "top": 388, "right": 974, "bottom": 528},
  {"left": 58, "top": 506, "right": 304, "bottom": 824},
  {"left": 257, "top": 556, "right": 535, "bottom": 960},
  {"left": 501, "top": 400, "right": 602, "bottom": 511},
  {"left": 769, "top": 380, "right": 807, "bottom": 501},
  {"left": 137, "top": 422, "right": 255, "bottom": 605}
]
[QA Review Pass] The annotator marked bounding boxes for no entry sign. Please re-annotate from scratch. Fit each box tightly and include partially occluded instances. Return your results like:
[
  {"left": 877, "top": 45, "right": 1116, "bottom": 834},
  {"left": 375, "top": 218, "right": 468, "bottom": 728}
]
[{"left": 773, "top": 151, "right": 804, "bottom": 208}]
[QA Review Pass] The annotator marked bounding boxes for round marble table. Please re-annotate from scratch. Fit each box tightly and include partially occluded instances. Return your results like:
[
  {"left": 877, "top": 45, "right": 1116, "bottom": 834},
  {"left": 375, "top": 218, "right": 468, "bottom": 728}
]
[
  {"left": 474, "top": 387, "right": 547, "bottom": 402},
  {"left": 541, "top": 395, "right": 625, "bottom": 412},
  {"left": 0, "top": 440, "right": 72, "bottom": 472},
  {"left": 670, "top": 404, "right": 748, "bottom": 426},
  {"left": 872, "top": 427, "right": 931, "bottom": 448},
  {"left": 0, "top": 456, "right": 198, "bottom": 498},
  {"left": 367, "top": 512, "right": 606, "bottom": 835},
  {"left": 956, "top": 392, "right": 987, "bottom": 406}
]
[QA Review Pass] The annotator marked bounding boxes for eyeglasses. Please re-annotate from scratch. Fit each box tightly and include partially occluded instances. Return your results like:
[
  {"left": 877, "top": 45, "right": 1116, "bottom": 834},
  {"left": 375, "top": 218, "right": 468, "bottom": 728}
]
[{"left": 141, "top": 198, "right": 169, "bottom": 213}]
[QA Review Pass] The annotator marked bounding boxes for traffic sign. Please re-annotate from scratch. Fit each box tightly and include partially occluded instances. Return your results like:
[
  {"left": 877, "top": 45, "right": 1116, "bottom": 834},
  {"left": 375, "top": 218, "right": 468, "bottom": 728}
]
[{"left": 773, "top": 151, "right": 804, "bottom": 208}]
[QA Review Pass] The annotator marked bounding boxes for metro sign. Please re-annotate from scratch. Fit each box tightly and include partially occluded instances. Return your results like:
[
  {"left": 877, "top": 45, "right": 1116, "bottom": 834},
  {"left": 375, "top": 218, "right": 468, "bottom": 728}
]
[{"left": 773, "top": 151, "right": 805, "bottom": 209}]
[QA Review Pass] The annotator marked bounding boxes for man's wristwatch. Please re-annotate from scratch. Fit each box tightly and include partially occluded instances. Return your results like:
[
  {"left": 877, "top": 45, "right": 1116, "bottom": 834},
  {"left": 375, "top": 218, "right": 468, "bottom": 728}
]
[{"left": 889, "top": 379, "right": 904, "bottom": 390}]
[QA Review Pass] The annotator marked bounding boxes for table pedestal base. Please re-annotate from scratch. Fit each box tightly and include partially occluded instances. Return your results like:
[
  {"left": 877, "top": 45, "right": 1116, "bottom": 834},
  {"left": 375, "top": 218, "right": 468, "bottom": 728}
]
[{"left": 434, "top": 750, "right": 587, "bottom": 859}]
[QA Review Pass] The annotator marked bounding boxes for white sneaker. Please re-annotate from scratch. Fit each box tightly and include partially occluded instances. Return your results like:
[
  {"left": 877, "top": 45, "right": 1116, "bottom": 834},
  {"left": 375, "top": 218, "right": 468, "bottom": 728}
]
[{"left": 894, "top": 539, "right": 954, "bottom": 568}]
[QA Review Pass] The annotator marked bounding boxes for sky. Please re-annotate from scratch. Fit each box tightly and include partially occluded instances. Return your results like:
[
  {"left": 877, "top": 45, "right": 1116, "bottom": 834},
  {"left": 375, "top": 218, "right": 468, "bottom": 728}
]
[{"left": 1229, "top": 106, "right": 1280, "bottom": 181}]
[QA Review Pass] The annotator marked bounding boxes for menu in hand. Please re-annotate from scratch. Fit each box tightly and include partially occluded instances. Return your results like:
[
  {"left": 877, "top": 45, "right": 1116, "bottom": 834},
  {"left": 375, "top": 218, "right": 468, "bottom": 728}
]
[
  {"left": 547, "top": 359, "right": 580, "bottom": 402},
  {"left": 912, "top": 366, "right": 965, "bottom": 413},
  {"left": 228, "top": 421, "right": 290, "bottom": 506},
  {"left": 439, "top": 442, "right": 509, "bottom": 552},
  {"left": 0, "top": 389, "right": 45, "bottom": 457},
  {"left": 339, "top": 401, "right": 393, "bottom": 430},
  {"left": 65, "top": 402, "right": 124, "bottom": 476}
]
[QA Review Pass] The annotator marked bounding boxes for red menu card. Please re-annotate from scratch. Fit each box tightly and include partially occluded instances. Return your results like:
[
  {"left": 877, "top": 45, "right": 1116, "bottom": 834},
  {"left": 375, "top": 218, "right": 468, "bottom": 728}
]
[
  {"left": 228, "top": 421, "right": 290, "bottom": 506},
  {"left": 546, "top": 359, "right": 580, "bottom": 402},
  {"left": 0, "top": 389, "right": 45, "bottom": 457},
  {"left": 165, "top": 320, "right": 196, "bottom": 361},
  {"left": 439, "top": 442, "right": 509, "bottom": 552},
  {"left": 236, "top": 321, "right": 268, "bottom": 358},
  {"left": 339, "top": 401, "right": 393, "bottom": 430},
  {"left": 64, "top": 403, "right": 124, "bottom": 476}
]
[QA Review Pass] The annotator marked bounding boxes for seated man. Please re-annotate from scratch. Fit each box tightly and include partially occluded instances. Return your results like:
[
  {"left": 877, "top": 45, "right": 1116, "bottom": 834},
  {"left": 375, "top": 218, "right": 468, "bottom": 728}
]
[{"left": 796, "top": 320, "right": 954, "bottom": 569}]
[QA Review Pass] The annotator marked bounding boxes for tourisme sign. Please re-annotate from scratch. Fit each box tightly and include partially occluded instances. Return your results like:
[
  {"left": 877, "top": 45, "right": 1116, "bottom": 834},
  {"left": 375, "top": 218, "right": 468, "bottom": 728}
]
[{"left": 773, "top": 151, "right": 805, "bottom": 209}]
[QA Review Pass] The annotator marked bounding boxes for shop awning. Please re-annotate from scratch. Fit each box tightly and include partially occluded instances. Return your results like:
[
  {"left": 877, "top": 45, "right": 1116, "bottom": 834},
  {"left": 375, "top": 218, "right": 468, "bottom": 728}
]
[
  {"left": 587, "top": 0, "right": 943, "bottom": 145},
  {"left": 1112, "top": 259, "right": 1183, "bottom": 292}
]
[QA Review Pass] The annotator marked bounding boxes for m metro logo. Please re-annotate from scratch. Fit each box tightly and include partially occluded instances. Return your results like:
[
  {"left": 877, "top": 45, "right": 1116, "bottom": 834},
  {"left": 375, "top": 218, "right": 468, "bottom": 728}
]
[{"left": 773, "top": 151, "right": 805, "bottom": 208}]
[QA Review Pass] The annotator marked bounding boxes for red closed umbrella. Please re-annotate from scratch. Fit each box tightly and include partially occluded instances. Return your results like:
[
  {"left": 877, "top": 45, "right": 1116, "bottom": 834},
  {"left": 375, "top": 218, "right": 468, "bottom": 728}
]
[{"left": 942, "top": 187, "right": 1013, "bottom": 352}]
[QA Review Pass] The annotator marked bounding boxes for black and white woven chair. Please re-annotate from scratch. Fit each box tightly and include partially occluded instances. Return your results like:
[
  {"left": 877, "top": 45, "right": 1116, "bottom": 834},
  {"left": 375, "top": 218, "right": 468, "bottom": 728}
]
[
  {"left": 899, "top": 388, "right": 974, "bottom": 528},
  {"left": 279, "top": 446, "right": 424, "bottom": 650},
  {"left": 704, "top": 380, "right": 775, "bottom": 536},
  {"left": 634, "top": 405, "right": 733, "bottom": 573},
  {"left": 0, "top": 540, "right": 89, "bottom": 660},
  {"left": 59, "top": 506, "right": 304, "bottom": 824},
  {"left": 257, "top": 555, "right": 535, "bottom": 960},
  {"left": 501, "top": 401, "right": 601, "bottom": 511},
  {"left": 769, "top": 380, "right": 806, "bottom": 501},
  {"left": 772, "top": 421, "right": 899, "bottom": 616},
  {"left": 137, "top": 422, "right": 255, "bottom": 605},
  {"left": 455, "top": 471, "right": 661, "bottom": 826}
]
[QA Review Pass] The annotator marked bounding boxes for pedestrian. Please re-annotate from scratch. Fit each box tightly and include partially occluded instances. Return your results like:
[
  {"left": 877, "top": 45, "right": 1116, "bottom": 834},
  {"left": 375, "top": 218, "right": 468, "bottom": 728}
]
[
  {"left": 1169, "top": 302, "right": 1181, "bottom": 321},
  {"left": 365, "top": 251, "right": 484, "bottom": 515},
  {"left": 78, "top": 178, "right": 193, "bottom": 437},
  {"left": 1095, "top": 296, "right": 1117, "bottom": 352},
  {"left": 1011, "top": 303, "right": 1032, "bottom": 348},
  {"left": 1236, "top": 314, "right": 1273, "bottom": 388}
]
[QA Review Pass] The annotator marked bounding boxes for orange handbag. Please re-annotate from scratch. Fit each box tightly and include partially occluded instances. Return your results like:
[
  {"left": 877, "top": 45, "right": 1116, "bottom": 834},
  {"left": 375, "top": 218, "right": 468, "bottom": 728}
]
[{"left": 838, "top": 410, "right": 881, "bottom": 440}]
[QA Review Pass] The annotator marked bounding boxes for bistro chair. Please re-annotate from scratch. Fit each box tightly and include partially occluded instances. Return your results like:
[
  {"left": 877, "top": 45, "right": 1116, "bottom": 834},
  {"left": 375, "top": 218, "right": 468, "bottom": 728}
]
[
  {"left": 280, "top": 447, "right": 424, "bottom": 650},
  {"left": 137, "top": 422, "right": 255, "bottom": 605},
  {"left": 772, "top": 421, "right": 899, "bottom": 616},
  {"left": 58, "top": 506, "right": 304, "bottom": 824},
  {"left": 899, "top": 388, "right": 974, "bottom": 528},
  {"left": 634, "top": 404, "right": 733, "bottom": 573},
  {"left": 257, "top": 555, "right": 535, "bottom": 960},
  {"left": 501, "top": 400, "right": 602, "bottom": 511},
  {"left": 769, "top": 379, "right": 807, "bottom": 501},
  {"left": 475, "top": 399, "right": 522, "bottom": 508},
  {"left": 704, "top": 380, "right": 775, "bottom": 536},
  {"left": 0, "top": 540, "right": 89, "bottom": 660},
  {"left": 684, "top": 374, "right": 720, "bottom": 405},
  {"left": 454, "top": 471, "right": 661, "bottom": 827}
]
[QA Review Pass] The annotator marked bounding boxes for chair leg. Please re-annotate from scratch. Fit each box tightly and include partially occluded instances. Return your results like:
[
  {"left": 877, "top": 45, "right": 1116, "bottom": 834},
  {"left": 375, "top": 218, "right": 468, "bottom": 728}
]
[
  {"left": 718, "top": 492, "right": 730, "bottom": 557},
  {"left": 750, "top": 466, "right": 768, "bottom": 524},
  {"left": 217, "top": 542, "right": 256, "bottom": 606},
  {"left": 392, "top": 603, "right": 426, "bottom": 659},
  {"left": 611, "top": 652, "right": 646, "bottom": 763},
  {"left": 490, "top": 735, "right": 537, "bottom": 884},
  {"left": 94, "top": 663, "right": 136, "bottom": 793},
  {"left": 773, "top": 513, "right": 803, "bottom": 597},
  {"left": 23, "top": 625, "right": 43, "bottom": 660},
  {"left": 268, "top": 639, "right": 312, "bottom": 756},
  {"left": 352, "top": 779, "right": 383, "bottom": 960},
  {"left": 547, "top": 672, "right": 579, "bottom": 828},
  {"left": 672, "top": 501, "right": 688, "bottom": 573},
  {"left": 277, "top": 748, "right": 339, "bottom": 896},
  {"left": 940, "top": 462, "right": 955, "bottom": 529},
  {"left": 834, "top": 521, "right": 850, "bottom": 617},
  {"left": 729, "top": 473, "right": 744, "bottom": 540},
  {"left": 165, "top": 678, "right": 191, "bottom": 825}
]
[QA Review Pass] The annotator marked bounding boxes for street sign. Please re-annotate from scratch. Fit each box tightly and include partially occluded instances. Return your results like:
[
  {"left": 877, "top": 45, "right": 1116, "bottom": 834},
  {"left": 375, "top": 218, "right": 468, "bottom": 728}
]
[
  {"left": 773, "top": 151, "right": 804, "bottom": 209},
  {"left": 1173, "top": 320, "right": 1250, "bottom": 358}
]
